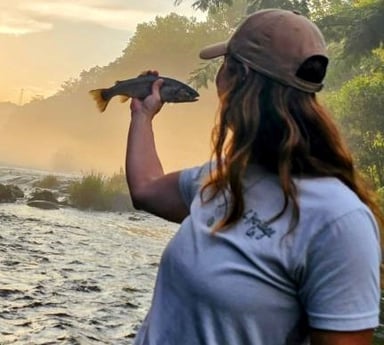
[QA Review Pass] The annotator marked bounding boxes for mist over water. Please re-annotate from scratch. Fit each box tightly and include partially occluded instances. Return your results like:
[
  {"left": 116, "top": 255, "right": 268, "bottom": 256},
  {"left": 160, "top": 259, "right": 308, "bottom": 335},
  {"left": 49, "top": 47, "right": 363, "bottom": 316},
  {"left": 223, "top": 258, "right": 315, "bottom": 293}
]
[
  {"left": 0, "top": 86, "right": 217, "bottom": 175},
  {"left": 0, "top": 8, "right": 225, "bottom": 176}
]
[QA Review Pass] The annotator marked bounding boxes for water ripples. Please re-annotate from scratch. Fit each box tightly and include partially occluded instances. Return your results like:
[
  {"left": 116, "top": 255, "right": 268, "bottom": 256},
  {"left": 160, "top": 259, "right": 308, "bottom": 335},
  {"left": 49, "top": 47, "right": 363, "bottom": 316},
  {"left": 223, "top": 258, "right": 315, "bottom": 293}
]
[{"left": 0, "top": 203, "right": 176, "bottom": 344}]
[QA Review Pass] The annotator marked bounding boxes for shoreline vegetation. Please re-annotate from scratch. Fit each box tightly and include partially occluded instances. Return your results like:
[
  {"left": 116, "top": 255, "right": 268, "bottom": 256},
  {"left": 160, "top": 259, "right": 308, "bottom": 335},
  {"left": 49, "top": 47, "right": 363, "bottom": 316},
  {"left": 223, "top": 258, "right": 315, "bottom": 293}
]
[
  {"left": 0, "top": 169, "right": 133, "bottom": 213},
  {"left": 1, "top": 168, "right": 383, "bottom": 214}
]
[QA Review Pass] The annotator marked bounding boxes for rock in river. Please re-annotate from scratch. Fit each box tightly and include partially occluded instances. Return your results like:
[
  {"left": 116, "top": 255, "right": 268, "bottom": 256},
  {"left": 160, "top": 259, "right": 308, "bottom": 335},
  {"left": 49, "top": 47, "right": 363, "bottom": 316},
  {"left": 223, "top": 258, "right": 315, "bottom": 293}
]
[{"left": 27, "top": 200, "right": 60, "bottom": 210}]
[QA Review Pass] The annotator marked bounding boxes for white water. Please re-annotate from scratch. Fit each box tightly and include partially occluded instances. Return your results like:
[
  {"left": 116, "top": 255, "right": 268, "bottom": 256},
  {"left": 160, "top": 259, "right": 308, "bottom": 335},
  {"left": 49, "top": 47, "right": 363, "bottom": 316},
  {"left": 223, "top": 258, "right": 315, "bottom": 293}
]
[{"left": 0, "top": 166, "right": 177, "bottom": 344}]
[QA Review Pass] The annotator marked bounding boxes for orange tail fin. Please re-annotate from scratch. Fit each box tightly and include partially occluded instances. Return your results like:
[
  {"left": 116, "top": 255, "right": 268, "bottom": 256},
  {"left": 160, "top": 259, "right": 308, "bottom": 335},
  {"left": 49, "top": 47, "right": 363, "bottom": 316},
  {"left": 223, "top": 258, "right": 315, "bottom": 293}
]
[{"left": 89, "top": 89, "right": 109, "bottom": 112}]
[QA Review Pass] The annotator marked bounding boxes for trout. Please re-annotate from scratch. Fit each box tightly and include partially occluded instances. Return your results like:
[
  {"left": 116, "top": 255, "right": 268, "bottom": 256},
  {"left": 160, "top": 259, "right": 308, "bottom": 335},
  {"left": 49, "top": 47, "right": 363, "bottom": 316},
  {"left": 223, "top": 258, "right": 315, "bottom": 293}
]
[{"left": 89, "top": 75, "right": 199, "bottom": 112}]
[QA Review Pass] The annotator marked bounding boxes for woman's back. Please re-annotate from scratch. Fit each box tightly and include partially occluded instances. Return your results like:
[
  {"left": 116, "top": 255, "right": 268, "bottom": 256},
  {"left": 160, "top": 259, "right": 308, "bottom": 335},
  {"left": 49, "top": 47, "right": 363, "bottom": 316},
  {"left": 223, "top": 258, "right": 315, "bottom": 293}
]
[{"left": 133, "top": 165, "right": 380, "bottom": 345}]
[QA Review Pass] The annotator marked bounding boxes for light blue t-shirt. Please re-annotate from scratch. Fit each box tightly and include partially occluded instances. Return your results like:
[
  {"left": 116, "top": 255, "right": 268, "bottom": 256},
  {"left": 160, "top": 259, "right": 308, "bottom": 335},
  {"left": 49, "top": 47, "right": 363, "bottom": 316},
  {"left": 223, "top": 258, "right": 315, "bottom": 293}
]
[{"left": 134, "top": 164, "right": 381, "bottom": 345}]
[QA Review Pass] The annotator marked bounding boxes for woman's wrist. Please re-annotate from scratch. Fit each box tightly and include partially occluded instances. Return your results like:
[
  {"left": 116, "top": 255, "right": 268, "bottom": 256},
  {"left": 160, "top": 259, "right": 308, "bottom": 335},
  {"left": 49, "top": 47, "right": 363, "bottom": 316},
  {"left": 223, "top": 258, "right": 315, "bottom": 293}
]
[{"left": 131, "top": 109, "right": 155, "bottom": 121}]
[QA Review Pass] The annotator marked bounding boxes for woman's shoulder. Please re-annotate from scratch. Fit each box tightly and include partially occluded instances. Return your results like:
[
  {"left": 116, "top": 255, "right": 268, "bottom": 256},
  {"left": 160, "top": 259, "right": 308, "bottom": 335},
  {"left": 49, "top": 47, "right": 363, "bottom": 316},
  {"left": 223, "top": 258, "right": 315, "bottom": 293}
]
[
  {"left": 298, "top": 176, "right": 361, "bottom": 202},
  {"left": 296, "top": 176, "right": 373, "bottom": 227}
]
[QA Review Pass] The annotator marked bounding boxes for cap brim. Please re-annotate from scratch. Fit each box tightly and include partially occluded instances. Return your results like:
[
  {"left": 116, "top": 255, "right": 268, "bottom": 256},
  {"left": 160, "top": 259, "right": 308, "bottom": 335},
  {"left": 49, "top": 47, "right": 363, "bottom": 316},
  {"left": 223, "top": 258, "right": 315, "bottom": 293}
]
[{"left": 199, "top": 42, "right": 227, "bottom": 59}]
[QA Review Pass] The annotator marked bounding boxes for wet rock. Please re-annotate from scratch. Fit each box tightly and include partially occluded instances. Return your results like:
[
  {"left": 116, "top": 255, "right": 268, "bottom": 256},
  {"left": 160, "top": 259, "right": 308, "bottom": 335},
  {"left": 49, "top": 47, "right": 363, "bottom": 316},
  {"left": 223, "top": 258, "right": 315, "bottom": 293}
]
[
  {"left": 0, "top": 184, "right": 15, "bottom": 202},
  {"left": 128, "top": 215, "right": 142, "bottom": 221},
  {"left": 27, "top": 200, "right": 60, "bottom": 210},
  {"left": 29, "top": 189, "right": 58, "bottom": 203},
  {"left": 0, "top": 183, "right": 24, "bottom": 202},
  {"left": 8, "top": 185, "right": 24, "bottom": 198}
]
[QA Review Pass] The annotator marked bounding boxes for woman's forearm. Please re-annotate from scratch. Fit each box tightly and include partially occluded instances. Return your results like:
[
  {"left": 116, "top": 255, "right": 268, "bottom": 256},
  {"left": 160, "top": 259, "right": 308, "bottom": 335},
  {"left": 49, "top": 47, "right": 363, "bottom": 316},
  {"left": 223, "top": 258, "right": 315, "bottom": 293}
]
[
  {"left": 124, "top": 76, "right": 188, "bottom": 220},
  {"left": 126, "top": 112, "right": 164, "bottom": 207}
]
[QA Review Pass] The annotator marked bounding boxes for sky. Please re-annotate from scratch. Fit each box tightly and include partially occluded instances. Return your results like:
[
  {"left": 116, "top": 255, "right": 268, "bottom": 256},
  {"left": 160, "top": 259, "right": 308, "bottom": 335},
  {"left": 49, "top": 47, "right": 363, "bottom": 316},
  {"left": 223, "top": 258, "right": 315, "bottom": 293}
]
[{"left": 0, "top": 0, "right": 205, "bottom": 104}]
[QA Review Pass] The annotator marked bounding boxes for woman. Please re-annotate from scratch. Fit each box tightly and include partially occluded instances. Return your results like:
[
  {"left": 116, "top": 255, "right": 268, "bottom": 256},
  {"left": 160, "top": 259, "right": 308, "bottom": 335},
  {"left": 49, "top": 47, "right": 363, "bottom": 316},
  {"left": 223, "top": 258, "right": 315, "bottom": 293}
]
[{"left": 125, "top": 9, "right": 382, "bottom": 345}]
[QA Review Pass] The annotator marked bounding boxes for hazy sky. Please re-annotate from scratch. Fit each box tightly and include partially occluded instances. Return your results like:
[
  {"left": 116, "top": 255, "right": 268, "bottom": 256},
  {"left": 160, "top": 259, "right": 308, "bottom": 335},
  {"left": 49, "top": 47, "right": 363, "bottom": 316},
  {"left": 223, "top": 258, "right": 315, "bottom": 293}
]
[{"left": 0, "top": 0, "right": 205, "bottom": 104}]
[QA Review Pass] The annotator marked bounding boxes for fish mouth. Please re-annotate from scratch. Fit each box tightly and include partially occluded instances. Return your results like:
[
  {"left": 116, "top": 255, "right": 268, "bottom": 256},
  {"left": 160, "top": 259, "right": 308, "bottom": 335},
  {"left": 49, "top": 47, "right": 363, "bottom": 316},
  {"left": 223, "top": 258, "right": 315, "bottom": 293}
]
[
  {"left": 173, "top": 97, "right": 199, "bottom": 103},
  {"left": 189, "top": 92, "right": 200, "bottom": 102}
]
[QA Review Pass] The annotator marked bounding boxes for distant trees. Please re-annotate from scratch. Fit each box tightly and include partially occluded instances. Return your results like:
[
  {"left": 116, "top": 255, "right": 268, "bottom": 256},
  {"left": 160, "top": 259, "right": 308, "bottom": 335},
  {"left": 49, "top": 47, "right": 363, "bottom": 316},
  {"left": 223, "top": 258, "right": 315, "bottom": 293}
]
[
  {"left": 178, "top": 0, "right": 384, "bottom": 196},
  {"left": 317, "top": 0, "right": 384, "bottom": 59},
  {"left": 318, "top": 0, "right": 384, "bottom": 192},
  {"left": 2, "top": 0, "right": 382, "bottom": 196},
  {"left": 327, "top": 47, "right": 384, "bottom": 187},
  {"left": 174, "top": 0, "right": 234, "bottom": 11}
]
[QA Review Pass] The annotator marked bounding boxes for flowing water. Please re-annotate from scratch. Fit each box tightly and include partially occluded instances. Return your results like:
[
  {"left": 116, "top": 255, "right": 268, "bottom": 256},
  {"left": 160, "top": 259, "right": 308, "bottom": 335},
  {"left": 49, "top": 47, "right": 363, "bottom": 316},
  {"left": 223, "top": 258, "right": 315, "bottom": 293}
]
[
  {"left": 0, "top": 166, "right": 177, "bottom": 344},
  {"left": 0, "top": 166, "right": 383, "bottom": 345}
]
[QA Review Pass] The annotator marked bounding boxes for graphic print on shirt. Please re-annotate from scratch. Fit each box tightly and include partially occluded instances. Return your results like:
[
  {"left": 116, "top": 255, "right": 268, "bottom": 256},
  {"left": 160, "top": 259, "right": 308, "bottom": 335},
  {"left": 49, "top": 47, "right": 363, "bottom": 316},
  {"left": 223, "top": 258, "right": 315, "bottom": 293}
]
[
  {"left": 205, "top": 200, "right": 276, "bottom": 240},
  {"left": 243, "top": 209, "right": 276, "bottom": 240},
  {"left": 205, "top": 199, "right": 229, "bottom": 228}
]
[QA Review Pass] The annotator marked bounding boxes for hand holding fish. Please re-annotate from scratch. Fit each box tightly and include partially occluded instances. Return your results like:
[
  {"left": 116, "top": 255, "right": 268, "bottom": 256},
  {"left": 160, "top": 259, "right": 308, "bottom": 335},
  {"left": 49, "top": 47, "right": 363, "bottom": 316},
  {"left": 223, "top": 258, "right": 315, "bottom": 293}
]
[
  {"left": 89, "top": 71, "right": 199, "bottom": 113},
  {"left": 130, "top": 71, "right": 164, "bottom": 119}
]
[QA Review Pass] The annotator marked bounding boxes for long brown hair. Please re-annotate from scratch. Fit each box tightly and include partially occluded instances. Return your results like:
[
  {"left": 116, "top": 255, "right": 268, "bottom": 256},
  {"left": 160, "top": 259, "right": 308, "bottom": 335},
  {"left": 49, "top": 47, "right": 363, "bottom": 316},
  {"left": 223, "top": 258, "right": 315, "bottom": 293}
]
[{"left": 202, "top": 56, "right": 384, "bottom": 233}]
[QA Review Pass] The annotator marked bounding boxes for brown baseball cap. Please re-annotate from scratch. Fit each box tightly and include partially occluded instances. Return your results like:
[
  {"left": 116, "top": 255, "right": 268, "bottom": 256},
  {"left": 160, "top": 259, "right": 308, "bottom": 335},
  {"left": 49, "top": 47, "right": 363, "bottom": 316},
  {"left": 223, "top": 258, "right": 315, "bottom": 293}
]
[{"left": 199, "top": 9, "right": 328, "bottom": 93}]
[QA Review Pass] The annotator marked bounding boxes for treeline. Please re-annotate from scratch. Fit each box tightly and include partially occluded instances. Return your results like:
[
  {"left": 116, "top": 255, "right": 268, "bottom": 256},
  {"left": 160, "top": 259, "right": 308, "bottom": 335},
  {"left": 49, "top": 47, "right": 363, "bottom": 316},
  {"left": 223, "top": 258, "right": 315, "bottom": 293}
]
[
  {"left": 1, "top": 0, "right": 382, "bottom": 200},
  {"left": 57, "top": 0, "right": 384, "bottom": 200},
  {"left": 185, "top": 0, "right": 384, "bottom": 211}
]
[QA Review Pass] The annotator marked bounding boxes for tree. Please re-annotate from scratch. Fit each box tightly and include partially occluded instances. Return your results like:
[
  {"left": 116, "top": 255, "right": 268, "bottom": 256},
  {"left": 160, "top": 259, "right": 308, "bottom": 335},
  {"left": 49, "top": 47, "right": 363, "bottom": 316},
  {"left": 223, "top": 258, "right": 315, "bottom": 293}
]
[
  {"left": 178, "top": 0, "right": 312, "bottom": 88},
  {"left": 174, "top": 0, "right": 234, "bottom": 11},
  {"left": 326, "top": 48, "right": 384, "bottom": 186},
  {"left": 317, "top": 0, "right": 384, "bottom": 59}
]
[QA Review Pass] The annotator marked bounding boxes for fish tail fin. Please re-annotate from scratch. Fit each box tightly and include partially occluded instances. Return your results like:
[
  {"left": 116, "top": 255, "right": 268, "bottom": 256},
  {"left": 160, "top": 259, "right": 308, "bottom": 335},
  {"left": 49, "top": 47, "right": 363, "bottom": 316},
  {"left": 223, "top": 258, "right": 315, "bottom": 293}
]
[
  {"left": 89, "top": 89, "right": 109, "bottom": 112},
  {"left": 120, "top": 95, "right": 130, "bottom": 103}
]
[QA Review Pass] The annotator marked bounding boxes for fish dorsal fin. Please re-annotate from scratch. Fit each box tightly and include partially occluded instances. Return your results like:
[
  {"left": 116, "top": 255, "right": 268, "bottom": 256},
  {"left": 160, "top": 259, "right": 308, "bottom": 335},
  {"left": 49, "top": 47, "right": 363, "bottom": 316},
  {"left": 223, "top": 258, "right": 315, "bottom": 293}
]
[{"left": 115, "top": 80, "right": 122, "bottom": 85}]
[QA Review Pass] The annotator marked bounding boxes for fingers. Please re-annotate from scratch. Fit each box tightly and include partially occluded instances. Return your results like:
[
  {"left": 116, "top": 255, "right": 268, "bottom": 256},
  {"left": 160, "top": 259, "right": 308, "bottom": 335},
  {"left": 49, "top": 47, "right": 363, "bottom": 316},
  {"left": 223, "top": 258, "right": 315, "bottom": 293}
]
[
  {"left": 137, "top": 69, "right": 163, "bottom": 100},
  {"left": 130, "top": 70, "right": 163, "bottom": 117},
  {"left": 152, "top": 78, "right": 164, "bottom": 100},
  {"left": 138, "top": 70, "right": 159, "bottom": 77},
  {"left": 130, "top": 98, "right": 141, "bottom": 112}
]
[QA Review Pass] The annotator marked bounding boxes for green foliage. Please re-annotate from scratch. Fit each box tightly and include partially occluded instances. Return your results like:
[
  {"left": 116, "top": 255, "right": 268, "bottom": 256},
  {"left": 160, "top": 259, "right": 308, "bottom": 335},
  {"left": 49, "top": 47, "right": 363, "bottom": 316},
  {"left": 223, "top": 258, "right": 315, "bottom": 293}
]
[
  {"left": 69, "top": 172, "right": 105, "bottom": 210},
  {"left": 377, "top": 187, "right": 384, "bottom": 212},
  {"left": 184, "top": 0, "right": 313, "bottom": 88},
  {"left": 175, "top": 0, "right": 234, "bottom": 11},
  {"left": 373, "top": 292, "right": 384, "bottom": 343},
  {"left": 325, "top": 54, "right": 384, "bottom": 186},
  {"left": 55, "top": 13, "right": 223, "bottom": 95},
  {"left": 105, "top": 169, "right": 129, "bottom": 194},
  {"left": 188, "top": 58, "right": 223, "bottom": 89},
  {"left": 97, "top": 13, "right": 229, "bottom": 88},
  {"left": 68, "top": 171, "right": 130, "bottom": 211},
  {"left": 33, "top": 175, "right": 60, "bottom": 189},
  {"left": 206, "top": 0, "right": 248, "bottom": 28},
  {"left": 317, "top": 0, "right": 384, "bottom": 59},
  {"left": 247, "top": 0, "right": 310, "bottom": 15},
  {"left": 176, "top": 0, "right": 310, "bottom": 14}
]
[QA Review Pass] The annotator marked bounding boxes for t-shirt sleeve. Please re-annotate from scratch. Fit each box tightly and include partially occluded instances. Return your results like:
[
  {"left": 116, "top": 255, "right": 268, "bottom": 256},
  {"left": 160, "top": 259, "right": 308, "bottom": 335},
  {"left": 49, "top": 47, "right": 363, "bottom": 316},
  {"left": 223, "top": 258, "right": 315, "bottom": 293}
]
[
  {"left": 178, "top": 163, "right": 211, "bottom": 208},
  {"left": 298, "top": 208, "right": 381, "bottom": 331}
]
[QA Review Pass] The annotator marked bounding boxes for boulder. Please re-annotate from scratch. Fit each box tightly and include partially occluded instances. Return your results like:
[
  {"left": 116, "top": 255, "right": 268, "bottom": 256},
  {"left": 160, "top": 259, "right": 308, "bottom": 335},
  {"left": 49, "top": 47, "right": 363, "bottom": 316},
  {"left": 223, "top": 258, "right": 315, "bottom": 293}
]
[
  {"left": 0, "top": 183, "right": 24, "bottom": 203},
  {"left": 29, "top": 189, "right": 58, "bottom": 203},
  {"left": 8, "top": 184, "right": 24, "bottom": 198},
  {"left": 27, "top": 200, "right": 60, "bottom": 210}
]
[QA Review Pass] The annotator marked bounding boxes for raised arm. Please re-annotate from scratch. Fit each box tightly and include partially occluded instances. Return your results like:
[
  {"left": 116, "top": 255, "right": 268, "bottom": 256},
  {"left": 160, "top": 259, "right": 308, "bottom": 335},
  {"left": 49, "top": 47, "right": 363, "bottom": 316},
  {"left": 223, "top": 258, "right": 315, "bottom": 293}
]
[{"left": 125, "top": 72, "right": 189, "bottom": 223}]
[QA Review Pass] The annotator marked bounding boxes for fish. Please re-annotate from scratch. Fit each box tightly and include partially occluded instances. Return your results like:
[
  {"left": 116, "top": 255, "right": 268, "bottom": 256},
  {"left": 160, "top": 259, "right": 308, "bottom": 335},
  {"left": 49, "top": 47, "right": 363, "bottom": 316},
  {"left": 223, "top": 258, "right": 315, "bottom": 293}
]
[{"left": 89, "top": 75, "right": 199, "bottom": 112}]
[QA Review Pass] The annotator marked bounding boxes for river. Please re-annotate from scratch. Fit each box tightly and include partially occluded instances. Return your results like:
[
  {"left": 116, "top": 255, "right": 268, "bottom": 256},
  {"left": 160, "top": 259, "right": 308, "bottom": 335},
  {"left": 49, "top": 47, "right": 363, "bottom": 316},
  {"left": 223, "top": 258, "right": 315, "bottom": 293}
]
[
  {"left": 0, "top": 166, "right": 383, "bottom": 344},
  {"left": 0, "top": 166, "right": 177, "bottom": 344}
]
